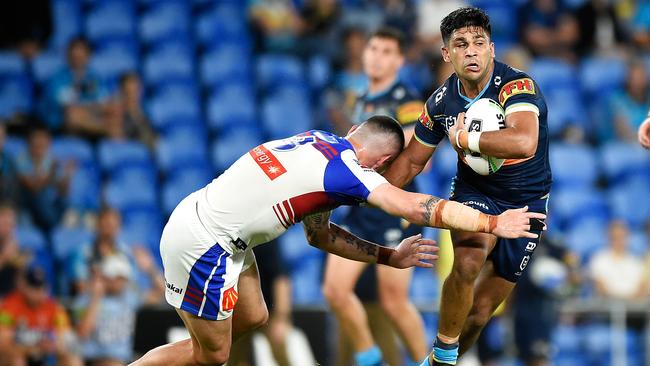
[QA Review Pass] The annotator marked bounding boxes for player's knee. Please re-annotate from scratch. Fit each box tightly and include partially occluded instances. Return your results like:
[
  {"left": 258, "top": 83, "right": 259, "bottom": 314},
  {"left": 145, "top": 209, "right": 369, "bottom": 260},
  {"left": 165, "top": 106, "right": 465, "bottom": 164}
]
[
  {"left": 322, "top": 281, "right": 348, "bottom": 309},
  {"left": 378, "top": 284, "right": 408, "bottom": 316},
  {"left": 251, "top": 306, "right": 270, "bottom": 330},
  {"left": 195, "top": 346, "right": 230, "bottom": 366},
  {"left": 452, "top": 250, "right": 486, "bottom": 281}
]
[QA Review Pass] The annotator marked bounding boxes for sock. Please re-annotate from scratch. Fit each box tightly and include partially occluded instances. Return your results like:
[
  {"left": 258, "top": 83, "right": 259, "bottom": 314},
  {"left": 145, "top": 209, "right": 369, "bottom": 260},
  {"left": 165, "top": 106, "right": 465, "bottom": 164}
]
[
  {"left": 431, "top": 336, "right": 459, "bottom": 365},
  {"left": 354, "top": 345, "right": 383, "bottom": 366}
]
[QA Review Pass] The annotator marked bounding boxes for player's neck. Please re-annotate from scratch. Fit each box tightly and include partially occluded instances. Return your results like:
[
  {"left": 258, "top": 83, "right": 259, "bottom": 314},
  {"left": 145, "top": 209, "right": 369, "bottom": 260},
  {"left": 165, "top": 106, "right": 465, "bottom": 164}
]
[
  {"left": 458, "top": 62, "right": 494, "bottom": 99},
  {"left": 368, "top": 74, "right": 397, "bottom": 95}
]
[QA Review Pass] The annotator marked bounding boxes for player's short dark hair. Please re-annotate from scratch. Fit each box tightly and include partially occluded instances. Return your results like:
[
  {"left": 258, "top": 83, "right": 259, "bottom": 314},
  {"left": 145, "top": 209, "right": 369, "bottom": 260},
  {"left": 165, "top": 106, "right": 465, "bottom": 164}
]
[
  {"left": 365, "top": 115, "right": 405, "bottom": 152},
  {"left": 440, "top": 7, "right": 491, "bottom": 45},
  {"left": 370, "top": 26, "right": 406, "bottom": 53}
]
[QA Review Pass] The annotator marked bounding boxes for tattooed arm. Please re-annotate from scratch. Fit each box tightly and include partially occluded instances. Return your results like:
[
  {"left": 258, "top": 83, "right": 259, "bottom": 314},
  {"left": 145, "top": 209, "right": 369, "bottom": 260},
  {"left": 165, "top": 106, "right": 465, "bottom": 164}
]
[
  {"left": 367, "top": 183, "right": 546, "bottom": 239},
  {"left": 302, "top": 211, "right": 437, "bottom": 268}
]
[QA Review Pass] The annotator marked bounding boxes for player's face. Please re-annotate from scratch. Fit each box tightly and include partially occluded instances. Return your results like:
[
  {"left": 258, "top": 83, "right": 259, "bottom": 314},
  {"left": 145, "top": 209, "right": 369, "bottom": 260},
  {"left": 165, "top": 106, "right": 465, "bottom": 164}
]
[
  {"left": 442, "top": 26, "right": 495, "bottom": 84},
  {"left": 362, "top": 37, "right": 404, "bottom": 81}
]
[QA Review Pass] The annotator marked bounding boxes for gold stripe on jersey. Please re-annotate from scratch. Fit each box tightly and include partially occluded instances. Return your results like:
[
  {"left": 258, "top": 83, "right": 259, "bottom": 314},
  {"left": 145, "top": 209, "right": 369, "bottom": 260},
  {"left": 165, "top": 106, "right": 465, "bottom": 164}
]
[
  {"left": 505, "top": 102, "right": 539, "bottom": 116},
  {"left": 396, "top": 101, "right": 424, "bottom": 125},
  {"left": 414, "top": 132, "right": 437, "bottom": 148}
]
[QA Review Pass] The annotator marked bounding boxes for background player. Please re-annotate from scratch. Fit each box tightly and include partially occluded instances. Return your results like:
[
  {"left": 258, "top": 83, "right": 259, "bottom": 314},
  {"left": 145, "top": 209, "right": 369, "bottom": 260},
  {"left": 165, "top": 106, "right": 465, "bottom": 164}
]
[
  {"left": 639, "top": 112, "right": 650, "bottom": 148},
  {"left": 324, "top": 27, "right": 429, "bottom": 366},
  {"left": 382, "top": 7, "right": 552, "bottom": 366},
  {"left": 130, "top": 116, "right": 543, "bottom": 366}
]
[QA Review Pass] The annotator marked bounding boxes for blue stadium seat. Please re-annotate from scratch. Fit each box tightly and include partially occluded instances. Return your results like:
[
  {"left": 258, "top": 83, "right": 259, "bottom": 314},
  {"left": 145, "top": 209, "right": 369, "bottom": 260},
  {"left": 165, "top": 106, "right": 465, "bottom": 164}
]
[
  {"left": 481, "top": 3, "right": 517, "bottom": 43},
  {"left": 549, "top": 143, "right": 598, "bottom": 188},
  {"left": 600, "top": 141, "right": 650, "bottom": 183},
  {"left": 50, "top": 0, "right": 82, "bottom": 50},
  {"left": 143, "top": 42, "right": 195, "bottom": 87},
  {"left": 528, "top": 58, "right": 577, "bottom": 92},
  {"left": 161, "top": 165, "right": 213, "bottom": 215},
  {"left": 551, "top": 187, "right": 609, "bottom": 231},
  {"left": 308, "top": 55, "right": 331, "bottom": 92},
  {"left": 51, "top": 137, "right": 94, "bottom": 166},
  {"left": 608, "top": 178, "right": 650, "bottom": 229},
  {"left": 97, "top": 140, "right": 152, "bottom": 173},
  {"left": 85, "top": 1, "right": 136, "bottom": 42},
  {"left": 0, "top": 52, "right": 26, "bottom": 76},
  {"left": 262, "top": 86, "right": 313, "bottom": 139},
  {"left": 139, "top": 1, "right": 191, "bottom": 45},
  {"left": 409, "top": 266, "right": 438, "bottom": 305},
  {"left": 194, "top": 3, "right": 250, "bottom": 49},
  {"left": 257, "top": 54, "right": 305, "bottom": 91},
  {"left": 15, "top": 225, "right": 47, "bottom": 252},
  {"left": 68, "top": 164, "right": 101, "bottom": 211},
  {"left": 431, "top": 142, "right": 458, "bottom": 188},
  {"left": 89, "top": 40, "right": 138, "bottom": 82},
  {"left": 628, "top": 230, "right": 649, "bottom": 257},
  {"left": 0, "top": 74, "right": 33, "bottom": 118},
  {"left": 545, "top": 88, "right": 587, "bottom": 136},
  {"left": 291, "top": 254, "right": 325, "bottom": 305},
  {"left": 156, "top": 125, "right": 209, "bottom": 172},
  {"left": 552, "top": 324, "right": 582, "bottom": 355},
  {"left": 121, "top": 207, "right": 163, "bottom": 249},
  {"left": 104, "top": 178, "right": 158, "bottom": 212},
  {"left": 199, "top": 45, "right": 252, "bottom": 89},
  {"left": 579, "top": 56, "right": 626, "bottom": 98},
  {"left": 51, "top": 226, "right": 93, "bottom": 261},
  {"left": 146, "top": 84, "right": 201, "bottom": 131},
  {"left": 211, "top": 128, "right": 264, "bottom": 173},
  {"left": 206, "top": 84, "right": 256, "bottom": 132},
  {"left": 564, "top": 217, "right": 608, "bottom": 262},
  {"left": 4, "top": 136, "right": 26, "bottom": 158},
  {"left": 31, "top": 51, "right": 64, "bottom": 85}
]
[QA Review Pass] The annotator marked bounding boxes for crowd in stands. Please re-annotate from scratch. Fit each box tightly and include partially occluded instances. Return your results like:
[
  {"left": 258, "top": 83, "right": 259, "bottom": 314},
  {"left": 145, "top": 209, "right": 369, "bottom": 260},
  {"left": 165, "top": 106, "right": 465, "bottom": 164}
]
[{"left": 0, "top": 0, "right": 647, "bottom": 365}]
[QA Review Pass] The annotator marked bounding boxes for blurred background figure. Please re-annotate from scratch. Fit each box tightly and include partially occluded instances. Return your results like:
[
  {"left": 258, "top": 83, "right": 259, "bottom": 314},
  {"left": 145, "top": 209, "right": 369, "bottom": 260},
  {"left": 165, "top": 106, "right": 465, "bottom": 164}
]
[
  {"left": 639, "top": 111, "right": 650, "bottom": 148},
  {"left": 518, "top": 0, "right": 579, "bottom": 62},
  {"left": 115, "top": 73, "right": 156, "bottom": 150},
  {"left": 0, "top": 204, "right": 27, "bottom": 300},
  {"left": 589, "top": 220, "right": 647, "bottom": 300},
  {"left": 0, "top": 126, "right": 17, "bottom": 206},
  {"left": 0, "top": 267, "right": 82, "bottom": 366}
]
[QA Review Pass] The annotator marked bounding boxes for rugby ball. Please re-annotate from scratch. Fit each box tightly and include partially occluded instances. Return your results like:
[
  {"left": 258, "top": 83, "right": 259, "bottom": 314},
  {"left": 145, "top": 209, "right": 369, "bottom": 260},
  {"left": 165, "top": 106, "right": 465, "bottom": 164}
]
[{"left": 461, "top": 98, "right": 506, "bottom": 175}]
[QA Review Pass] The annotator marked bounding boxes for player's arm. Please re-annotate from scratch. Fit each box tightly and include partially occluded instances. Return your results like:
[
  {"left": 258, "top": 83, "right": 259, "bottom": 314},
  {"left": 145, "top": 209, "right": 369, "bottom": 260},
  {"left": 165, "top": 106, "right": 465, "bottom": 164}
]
[
  {"left": 638, "top": 115, "right": 650, "bottom": 149},
  {"left": 367, "top": 183, "right": 546, "bottom": 238},
  {"left": 455, "top": 110, "right": 538, "bottom": 159},
  {"left": 383, "top": 135, "right": 436, "bottom": 188},
  {"left": 302, "top": 211, "right": 437, "bottom": 269}
]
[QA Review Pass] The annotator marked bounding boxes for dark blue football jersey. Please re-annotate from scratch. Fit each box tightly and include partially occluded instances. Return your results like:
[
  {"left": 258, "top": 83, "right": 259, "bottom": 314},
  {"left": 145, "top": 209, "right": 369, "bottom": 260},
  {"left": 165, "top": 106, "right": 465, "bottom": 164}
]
[
  {"left": 415, "top": 60, "right": 552, "bottom": 203},
  {"left": 350, "top": 79, "right": 423, "bottom": 128}
]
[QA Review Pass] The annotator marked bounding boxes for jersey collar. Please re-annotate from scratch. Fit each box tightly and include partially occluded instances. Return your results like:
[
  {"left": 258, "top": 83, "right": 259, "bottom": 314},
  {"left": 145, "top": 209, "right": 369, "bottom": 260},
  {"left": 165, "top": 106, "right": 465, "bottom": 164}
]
[
  {"left": 456, "top": 71, "right": 493, "bottom": 109},
  {"left": 365, "top": 78, "right": 400, "bottom": 100}
]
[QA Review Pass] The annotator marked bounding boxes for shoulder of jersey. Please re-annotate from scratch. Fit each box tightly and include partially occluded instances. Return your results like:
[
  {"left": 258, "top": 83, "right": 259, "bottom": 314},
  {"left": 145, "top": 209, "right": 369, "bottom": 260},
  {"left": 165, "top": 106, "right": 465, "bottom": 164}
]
[
  {"left": 427, "top": 77, "right": 454, "bottom": 109},
  {"left": 494, "top": 60, "right": 538, "bottom": 105},
  {"left": 392, "top": 81, "right": 420, "bottom": 102}
]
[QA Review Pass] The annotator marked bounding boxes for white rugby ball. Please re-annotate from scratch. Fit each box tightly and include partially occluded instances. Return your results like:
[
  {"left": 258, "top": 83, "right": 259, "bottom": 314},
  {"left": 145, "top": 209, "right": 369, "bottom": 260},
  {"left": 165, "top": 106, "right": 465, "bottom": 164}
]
[{"left": 461, "top": 98, "right": 506, "bottom": 175}]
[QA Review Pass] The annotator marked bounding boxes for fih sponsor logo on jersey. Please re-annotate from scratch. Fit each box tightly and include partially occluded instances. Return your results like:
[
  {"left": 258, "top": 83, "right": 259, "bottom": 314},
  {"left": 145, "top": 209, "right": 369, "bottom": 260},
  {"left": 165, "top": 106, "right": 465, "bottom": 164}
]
[{"left": 498, "top": 78, "right": 535, "bottom": 105}]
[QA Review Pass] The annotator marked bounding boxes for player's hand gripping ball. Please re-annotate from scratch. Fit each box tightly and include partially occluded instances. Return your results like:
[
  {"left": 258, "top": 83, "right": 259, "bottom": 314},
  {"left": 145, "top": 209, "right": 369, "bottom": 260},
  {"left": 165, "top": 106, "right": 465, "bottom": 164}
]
[{"left": 459, "top": 98, "right": 507, "bottom": 175}]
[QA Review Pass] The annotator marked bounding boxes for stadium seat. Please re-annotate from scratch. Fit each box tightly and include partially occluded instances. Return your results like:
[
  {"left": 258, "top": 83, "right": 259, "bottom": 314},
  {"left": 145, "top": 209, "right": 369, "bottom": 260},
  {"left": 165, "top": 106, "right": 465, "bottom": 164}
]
[
  {"left": 432, "top": 142, "right": 458, "bottom": 188},
  {"left": 308, "top": 55, "right": 332, "bottom": 92},
  {"left": 0, "top": 52, "right": 26, "bottom": 76},
  {"left": 528, "top": 58, "right": 577, "bottom": 92},
  {"left": 146, "top": 84, "right": 202, "bottom": 131},
  {"left": 256, "top": 54, "right": 305, "bottom": 91},
  {"left": 142, "top": 42, "right": 195, "bottom": 87},
  {"left": 194, "top": 3, "right": 250, "bottom": 49},
  {"left": 15, "top": 225, "right": 47, "bottom": 252},
  {"left": 4, "top": 136, "right": 26, "bottom": 157},
  {"left": 85, "top": 1, "right": 136, "bottom": 42},
  {"left": 156, "top": 125, "right": 209, "bottom": 173},
  {"left": 97, "top": 140, "right": 152, "bottom": 173},
  {"left": 409, "top": 266, "right": 439, "bottom": 305},
  {"left": 481, "top": 3, "right": 517, "bottom": 43},
  {"left": 104, "top": 178, "right": 158, "bottom": 212},
  {"left": 50, "top": 0, "right": 82, "bottom": 50},
  {"left": 51, "top": 226, "right": 93, "bottom": 261},
  {"left": 579, "top": 56, "right": 626, "bottom": 98},
  {"left": 551, "top": 187, "right": 609, "bottom": 230},
  {"left": 67, "top": 164, "right": 101, "bottom": 211},
  {"left": 262, "top": 86, "right": 313, "bottom": 139},
  {"left": 211, "top": 128, "right": 264, "bottom": 173},
  {"left": 121, "top": 207, "right": 163, "bottom": 249},
  {"left": 549, "top": 142, "right": 598, "bottom": 188},
  {"left": 31, "top": 51, "right": 64, "bottom": 85},
  {"left": 628, "top": 230, "right": 649, "bottom": 257},
  {"left": 206, "top": 84, "right": 256, "bottom": 132},
  {"left": 89, "top": 40, "right": 138, "bottom": 82},
  {"left": 139, "top": 1, "right": 191, "bottom": 45},
  {"left": 608, "top": 178, "right": 650, "bottom": 229},
  {"left": 545, "top": 88, "right": 587, "bottom": 136},
  {"left": 564, "top": 217, "right": 608, "bottom": 262},
  {"left": 0, "top": 74, "right": 33, "bottom": 118},
  {"left": 199, "top": 45, "right": 252, "bottom": 90},
  {"left": 51, "top": 137, "right": 94, "bottom": 166},
  {"left": 600, "top": 141, "right": 650, "bottom": 183},
  {"left": 161, "top": 165, "right": 213, "bottom": 215}
]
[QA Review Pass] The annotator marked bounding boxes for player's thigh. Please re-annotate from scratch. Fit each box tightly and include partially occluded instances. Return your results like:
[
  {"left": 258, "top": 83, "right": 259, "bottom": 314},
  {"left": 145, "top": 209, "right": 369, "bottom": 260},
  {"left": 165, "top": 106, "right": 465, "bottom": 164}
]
[
  {"left": 323, "top": 252, "right": 368, "bottom": 292},
  {"left": 176, "top": 308, "right": 234, "bottom": 355},
  {"left": 231, "top": 252, "right": 269, "bottom": 329},
  {"left": 376, "top": 264, "right": 413, "bottom": 300}
]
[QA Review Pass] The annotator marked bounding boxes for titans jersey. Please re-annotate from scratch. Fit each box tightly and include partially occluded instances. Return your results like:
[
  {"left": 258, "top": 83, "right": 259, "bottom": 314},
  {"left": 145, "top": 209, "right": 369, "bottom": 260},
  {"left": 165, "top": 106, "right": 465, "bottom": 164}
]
[
  {"left": 415, "top": 60, "right": 552, "bottom": 203},
  {"left": 195, "top": 130, "right": 387, "bottom": 253},
  {"left": 351, "top": 80, "right": 423, "bottom": 127}
]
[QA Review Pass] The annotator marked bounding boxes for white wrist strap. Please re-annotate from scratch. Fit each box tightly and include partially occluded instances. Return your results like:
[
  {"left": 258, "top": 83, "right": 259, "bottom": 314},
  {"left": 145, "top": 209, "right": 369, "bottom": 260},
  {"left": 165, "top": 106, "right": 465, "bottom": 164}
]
[
  {"left": 468, "top": 131, "right": 482, "bottom": 153},
  {"left": 455, "top": 130, "right": 464, "bottom": 150}
]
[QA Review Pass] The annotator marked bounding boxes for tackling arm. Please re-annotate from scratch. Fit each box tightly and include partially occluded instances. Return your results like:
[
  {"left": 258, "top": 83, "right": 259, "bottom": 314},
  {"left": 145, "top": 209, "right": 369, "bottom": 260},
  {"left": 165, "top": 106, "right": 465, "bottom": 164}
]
[
  {"left": 302, "top": 211, "right": 436, "bottom": 269},
  {"left": 382, "top": 135, "right": 436, "bottom": 188}
]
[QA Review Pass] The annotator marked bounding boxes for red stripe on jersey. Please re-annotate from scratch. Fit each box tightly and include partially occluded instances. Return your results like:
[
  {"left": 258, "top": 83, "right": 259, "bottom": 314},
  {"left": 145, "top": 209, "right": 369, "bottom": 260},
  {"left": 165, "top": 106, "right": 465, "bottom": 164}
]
[
  {"left": 319, "top": 141, "right": 339, "bottom": 157},
  {"left": 313, "top": 144, "right": 333, "bottom": 160},
  {"left": 273, "top": 205, "right": 289, "bottom": 228},
  {"left": 282, "top": 200, "right": 295, "bottom": 224},
  {"left": 276, "top": 203, "right": 291, "bottom": 227},
  {"left": 249, "top": 145, "right": 287, "bottom": 180},
  {"left": 288, "top": 192, "right": 339, "bottom": 222}
]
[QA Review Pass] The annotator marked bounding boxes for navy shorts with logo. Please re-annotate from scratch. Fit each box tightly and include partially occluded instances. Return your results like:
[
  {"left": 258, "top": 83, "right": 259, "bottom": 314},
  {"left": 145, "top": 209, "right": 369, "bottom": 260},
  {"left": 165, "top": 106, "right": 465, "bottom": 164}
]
[{"left": 451, "top": 179, "right": 549, "bottom": 283}]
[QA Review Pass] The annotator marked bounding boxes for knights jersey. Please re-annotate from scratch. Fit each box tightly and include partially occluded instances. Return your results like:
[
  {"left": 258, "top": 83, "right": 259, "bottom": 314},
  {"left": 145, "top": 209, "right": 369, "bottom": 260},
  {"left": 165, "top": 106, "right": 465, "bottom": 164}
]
[
  {"left": 415, "top": 60, "right": 552, "bottom": 203},
  {"left": 195, "top": 130, "right": 388, "bottom": 253}
]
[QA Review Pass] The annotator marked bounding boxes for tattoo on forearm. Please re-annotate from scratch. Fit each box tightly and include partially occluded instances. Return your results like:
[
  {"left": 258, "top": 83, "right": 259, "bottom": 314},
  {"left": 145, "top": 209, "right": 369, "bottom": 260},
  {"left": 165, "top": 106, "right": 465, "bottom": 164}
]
[
  {"left": 419, "top": 196, "right": 441, "bottom": 224},
  {"left": 330, "top": 225, "right": 377, "bottom": 257}
]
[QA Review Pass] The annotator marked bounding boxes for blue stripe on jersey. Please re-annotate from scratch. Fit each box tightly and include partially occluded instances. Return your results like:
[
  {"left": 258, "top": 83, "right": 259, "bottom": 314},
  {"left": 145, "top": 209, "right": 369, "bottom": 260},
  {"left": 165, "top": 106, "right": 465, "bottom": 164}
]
[
  {"left": 181, "top": 243, "right": 230, "bottom": 320},
  {"left": 323, "top": 158, "right": 371, "bottom": 204}
]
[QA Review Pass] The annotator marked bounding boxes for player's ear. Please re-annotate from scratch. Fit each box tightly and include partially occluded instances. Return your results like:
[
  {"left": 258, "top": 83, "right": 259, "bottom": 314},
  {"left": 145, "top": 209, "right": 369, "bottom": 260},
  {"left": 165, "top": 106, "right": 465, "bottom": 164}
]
[
  {"left": 441, "top": 46, "right": 451, "bottom": 63},
  {"left": 490, "top": 42, "right": 495, "bottom": 58},
  {"left": 346, "top": 124, "right": 359, "bottom": 136}
]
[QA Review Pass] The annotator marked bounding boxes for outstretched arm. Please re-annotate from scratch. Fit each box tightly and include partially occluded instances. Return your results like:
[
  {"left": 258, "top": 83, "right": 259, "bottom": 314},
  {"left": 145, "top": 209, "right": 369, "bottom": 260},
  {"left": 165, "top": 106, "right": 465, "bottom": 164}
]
[
  {"left": 302, "top": 211, "right": 437, "bottom": 269},
  {"left": 368, "top": 183, "right": 546, "bottom": 239}
]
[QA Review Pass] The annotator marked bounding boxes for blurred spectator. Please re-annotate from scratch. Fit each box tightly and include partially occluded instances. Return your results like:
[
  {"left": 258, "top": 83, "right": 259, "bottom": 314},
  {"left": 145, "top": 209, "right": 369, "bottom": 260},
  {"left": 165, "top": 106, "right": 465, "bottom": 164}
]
[
  {"left": 382, "top": 0, "right": 416, "bottom": 37},
  {"left": 519, "top": 0, "right": 579, "bottom": 62},
  {"left": 229, "top": 242, "right": 293, "bottom": 366},
  {"left": 0, "top": 267, "right": 82, "bottom": 366},
  {"left": 40, "top": 37, "right": 110, "bottom": 137},
  {"left": 588, "top": 220, "right": 646, "bottom": 300},
  {"left": 67, "top": 207, "right": 164, "bottom": 302},
  {"left": 632, "top": 0, "right": 650, "bottom": 52},
  {"left": 0, "top": 204, "right": 27, "bottom": 299},
  {"left": 16, "top": 127, "right": 74, "bottom": 234},
  {"left": 74, "top": 254, "right": 160, "bottom": 366},
  {"left": 249, "top": 0, "right": 304, "bottom": 54},
  {"left": 0, "top": 1, "right": 52, "bottom": 59},
  {"left": 300, "top": 0, "right": 341, "bottom": 58},
  {"left": 416, "top": 0, "right": 466, "bottom": 53},
  {"left": 574, "top": 0, "right": 630, "bottom": 57},
  {"left": 114, "top": 73, "right": 156, "bottom": 149},
  {"left": 605, "top": 59, "right": 649, "bottom": 143},
  {"left": 0, "top": 125, "right": 18, "bottom": 206},
  {"left": 639, "top": 110, "right": 650, "bottom": 148}
]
